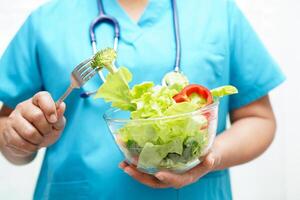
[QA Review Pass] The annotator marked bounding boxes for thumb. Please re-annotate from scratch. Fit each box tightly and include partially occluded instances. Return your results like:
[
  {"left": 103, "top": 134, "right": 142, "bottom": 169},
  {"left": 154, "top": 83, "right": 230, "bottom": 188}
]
[
  {"left": 52, "top": 102, "right": 66, "bottom": 131},
  {"left": 56, "top": 102, "right": 66, "bottom": 119},
  {"left": 189, "top": 152, "right": 218, "bottom": 179}
]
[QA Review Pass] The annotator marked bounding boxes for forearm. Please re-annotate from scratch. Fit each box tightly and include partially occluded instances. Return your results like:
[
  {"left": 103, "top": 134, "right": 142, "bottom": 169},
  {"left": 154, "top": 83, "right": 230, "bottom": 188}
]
[
  {"left": 0, "top": 117, "right": 36, "bottom": 165},
  {"left": 213, "top": 115, "right": 276, "bottom": 170}
]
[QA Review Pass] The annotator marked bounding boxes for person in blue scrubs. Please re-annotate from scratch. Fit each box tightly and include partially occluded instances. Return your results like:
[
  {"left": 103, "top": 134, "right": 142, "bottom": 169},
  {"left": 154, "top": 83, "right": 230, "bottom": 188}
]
[{"left": 0, "top": 0, "right": 285, "bottom": 199}]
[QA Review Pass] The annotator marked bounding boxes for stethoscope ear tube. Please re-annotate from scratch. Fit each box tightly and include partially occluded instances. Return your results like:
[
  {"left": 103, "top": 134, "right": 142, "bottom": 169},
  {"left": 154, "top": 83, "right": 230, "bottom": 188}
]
[
  {"left": 80, "top": 0, "right": 180, "bottom": 98},
  {"left": 171, "top": 0, "right": 181, "bottom": 72},
  {"left": 89, "top": 0, "right": 121, "bottom": 53},
  {"left": 89, "top": 16, "right": 120, "bottom": 50}
]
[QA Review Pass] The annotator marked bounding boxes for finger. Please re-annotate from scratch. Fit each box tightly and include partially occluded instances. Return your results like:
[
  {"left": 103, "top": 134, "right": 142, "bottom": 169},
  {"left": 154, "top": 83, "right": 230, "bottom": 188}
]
[
  {"left": 39, "top": 127, "right": 63, "bottom": 147},
  {"left": 39, "top": 104, "right": 66, "bottom": 147},
  {"left": 3, "top": 127, "right": 38, "bottom": 156},
  {"left": 119, "top": 161, "right": 129, "bottom": 169},
  {"left": 32, "top": 92, "right": 57, "bottom": 123},
  {"left": 18, "top": 103, "right": 52, "bottom": 136},
  {"left": 155, "top": 171, "right": 192, "bottom": 189},
  {"left": 52, "top": 116, "right": 66, "bottom": 131},
  {"left": 123, "top": 165, "right": 170, "bottom": 188},
  {"left": 10, "top": 114, "right": 44, "bottom": 145},
  {"left": 189, "top": 153, "right": 216, "bottom": 178},
  {"left": 4, "top": 145, "right": 33, "bottom": 157},
  {"left": 52, "top": 103, "right": 66, "bottom": 131},
  {"left": 154, "top": 153, "right": 216, "bottom": 189},
  {"left": 56, "top": 102, "right": 66, "bottom": 119}
]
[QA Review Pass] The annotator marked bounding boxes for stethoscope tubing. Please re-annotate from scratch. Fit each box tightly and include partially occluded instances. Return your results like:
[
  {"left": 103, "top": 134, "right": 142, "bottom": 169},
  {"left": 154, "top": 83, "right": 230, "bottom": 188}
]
[
  {"left": 81, "top": 0, "right": 180, "bottom": 98},
  {"left": 171, "top": 0, "right": 181, "bottom": 72}
]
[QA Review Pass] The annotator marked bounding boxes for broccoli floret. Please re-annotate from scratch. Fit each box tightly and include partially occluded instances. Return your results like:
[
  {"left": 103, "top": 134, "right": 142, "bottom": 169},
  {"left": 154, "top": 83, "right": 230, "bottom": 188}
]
[{"left": 91, "top": 48, "right": 117, "bottom": 73}]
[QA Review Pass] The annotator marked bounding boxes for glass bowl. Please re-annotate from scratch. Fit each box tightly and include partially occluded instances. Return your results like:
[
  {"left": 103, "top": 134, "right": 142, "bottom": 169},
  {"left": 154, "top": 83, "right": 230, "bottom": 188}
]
[{"left": 104, "top": 102, "right": 219, "bottom": 174}]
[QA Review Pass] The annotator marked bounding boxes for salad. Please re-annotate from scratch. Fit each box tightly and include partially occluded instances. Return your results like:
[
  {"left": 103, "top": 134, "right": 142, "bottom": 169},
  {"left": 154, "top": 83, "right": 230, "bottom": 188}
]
[{"left": 92, "top": 48, "right": 238, "bottom": 172}]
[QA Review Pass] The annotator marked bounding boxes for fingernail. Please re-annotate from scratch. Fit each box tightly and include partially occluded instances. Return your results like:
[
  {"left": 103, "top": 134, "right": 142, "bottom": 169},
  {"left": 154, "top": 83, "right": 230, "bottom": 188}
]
[
  {"left": 124, "top": 169, "right": 132, "bottom": 176},
  {"left": 155, "top": 174, "right": 164, "bottom": 181},
  {"left": 49, "top": 114, "right": 57, "bottom": 123},
  {"left": 119, "top": 163, "right": 124, "bottom": 169}
]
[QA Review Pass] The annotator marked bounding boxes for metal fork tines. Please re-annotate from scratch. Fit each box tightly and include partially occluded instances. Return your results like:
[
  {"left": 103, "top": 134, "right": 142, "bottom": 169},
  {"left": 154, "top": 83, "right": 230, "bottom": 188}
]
[{"left": 56, "top": 58, "right": 101, "bottom": 106}]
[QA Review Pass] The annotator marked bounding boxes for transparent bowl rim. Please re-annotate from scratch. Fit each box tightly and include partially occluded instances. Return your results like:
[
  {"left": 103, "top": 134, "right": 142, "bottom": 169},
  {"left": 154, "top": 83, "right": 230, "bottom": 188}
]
[{"left": 103, "top": 101, "right": 219, "bottom": 123}]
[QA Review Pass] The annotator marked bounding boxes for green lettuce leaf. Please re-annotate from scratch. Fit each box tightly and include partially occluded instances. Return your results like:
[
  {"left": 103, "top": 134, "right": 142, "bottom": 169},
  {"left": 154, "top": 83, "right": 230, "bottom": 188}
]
[
  {"left": 126, "top": 140, "right": 142, "bottom": 156},
  {"left": 210, "top": 85, "right": 238, "bottom": 99},
  {"left": 119, "top": 120, "right": 159, "bottom": 147},
  {"left": 95, "top": 67, "right": 136, "bottom": 111},
  {"left": 138, "top": 137, "right": 184, "bottom": 169},
  {"left": 130, "top": 86, "right": 178, "bottom": 119},
  {"left": 163, "top": 102, "right": 198, "bottom": 116},
  {"left": 130, "top": 82, "right": 154, "bottom": 99}
]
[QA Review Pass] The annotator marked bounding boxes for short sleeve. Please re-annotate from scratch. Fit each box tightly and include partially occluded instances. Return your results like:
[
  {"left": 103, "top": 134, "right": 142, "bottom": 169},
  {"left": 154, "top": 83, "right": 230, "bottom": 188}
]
[
  {"left": 228, "top": 0, "right": 286, "bottom": 111},
  {"left": 0, "top": 14, "right": 43, "bottom": 108}
]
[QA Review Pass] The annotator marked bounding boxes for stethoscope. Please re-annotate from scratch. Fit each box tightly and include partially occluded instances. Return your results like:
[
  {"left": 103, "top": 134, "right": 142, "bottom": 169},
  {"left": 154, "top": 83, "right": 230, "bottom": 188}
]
[{"left": 80, "top": 0, "right": 187, "bottom": 98}]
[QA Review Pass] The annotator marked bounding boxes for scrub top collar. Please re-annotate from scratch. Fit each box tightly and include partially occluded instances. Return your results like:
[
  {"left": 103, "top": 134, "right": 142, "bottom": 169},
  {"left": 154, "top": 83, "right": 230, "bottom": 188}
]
[{"left": 103, "top": 0, "right": 171, "bottom": 43}]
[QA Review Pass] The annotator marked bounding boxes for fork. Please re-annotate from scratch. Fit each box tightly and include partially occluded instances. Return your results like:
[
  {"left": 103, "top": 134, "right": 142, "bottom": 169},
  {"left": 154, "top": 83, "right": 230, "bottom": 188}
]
[{"left": 56, "top": 57, "right": 102, "bottom": 106}]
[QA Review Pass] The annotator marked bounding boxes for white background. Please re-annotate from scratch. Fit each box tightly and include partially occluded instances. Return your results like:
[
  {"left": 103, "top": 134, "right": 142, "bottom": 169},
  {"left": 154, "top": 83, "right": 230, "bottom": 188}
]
[{"left": 0, "top": 0, "right": 299, "bottom": 199}]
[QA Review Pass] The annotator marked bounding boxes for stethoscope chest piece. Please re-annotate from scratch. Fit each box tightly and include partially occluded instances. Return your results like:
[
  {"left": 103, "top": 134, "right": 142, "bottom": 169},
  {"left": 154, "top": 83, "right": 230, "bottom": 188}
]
[{"left": 162, "top": 70, "right": 189, "bottom": 87}]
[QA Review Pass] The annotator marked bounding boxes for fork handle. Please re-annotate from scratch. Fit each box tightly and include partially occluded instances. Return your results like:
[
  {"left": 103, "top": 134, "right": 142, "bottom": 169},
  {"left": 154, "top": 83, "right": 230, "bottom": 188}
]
[{"left": 56, "top": 85, "right": 74, "bottom": 107}]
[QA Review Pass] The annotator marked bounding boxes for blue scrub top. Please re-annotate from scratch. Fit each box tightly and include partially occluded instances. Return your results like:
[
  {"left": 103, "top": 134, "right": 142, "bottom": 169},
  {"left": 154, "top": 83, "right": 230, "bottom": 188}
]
[{"left": 0, "top": 0, "right": 285, "bottom": 199}]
